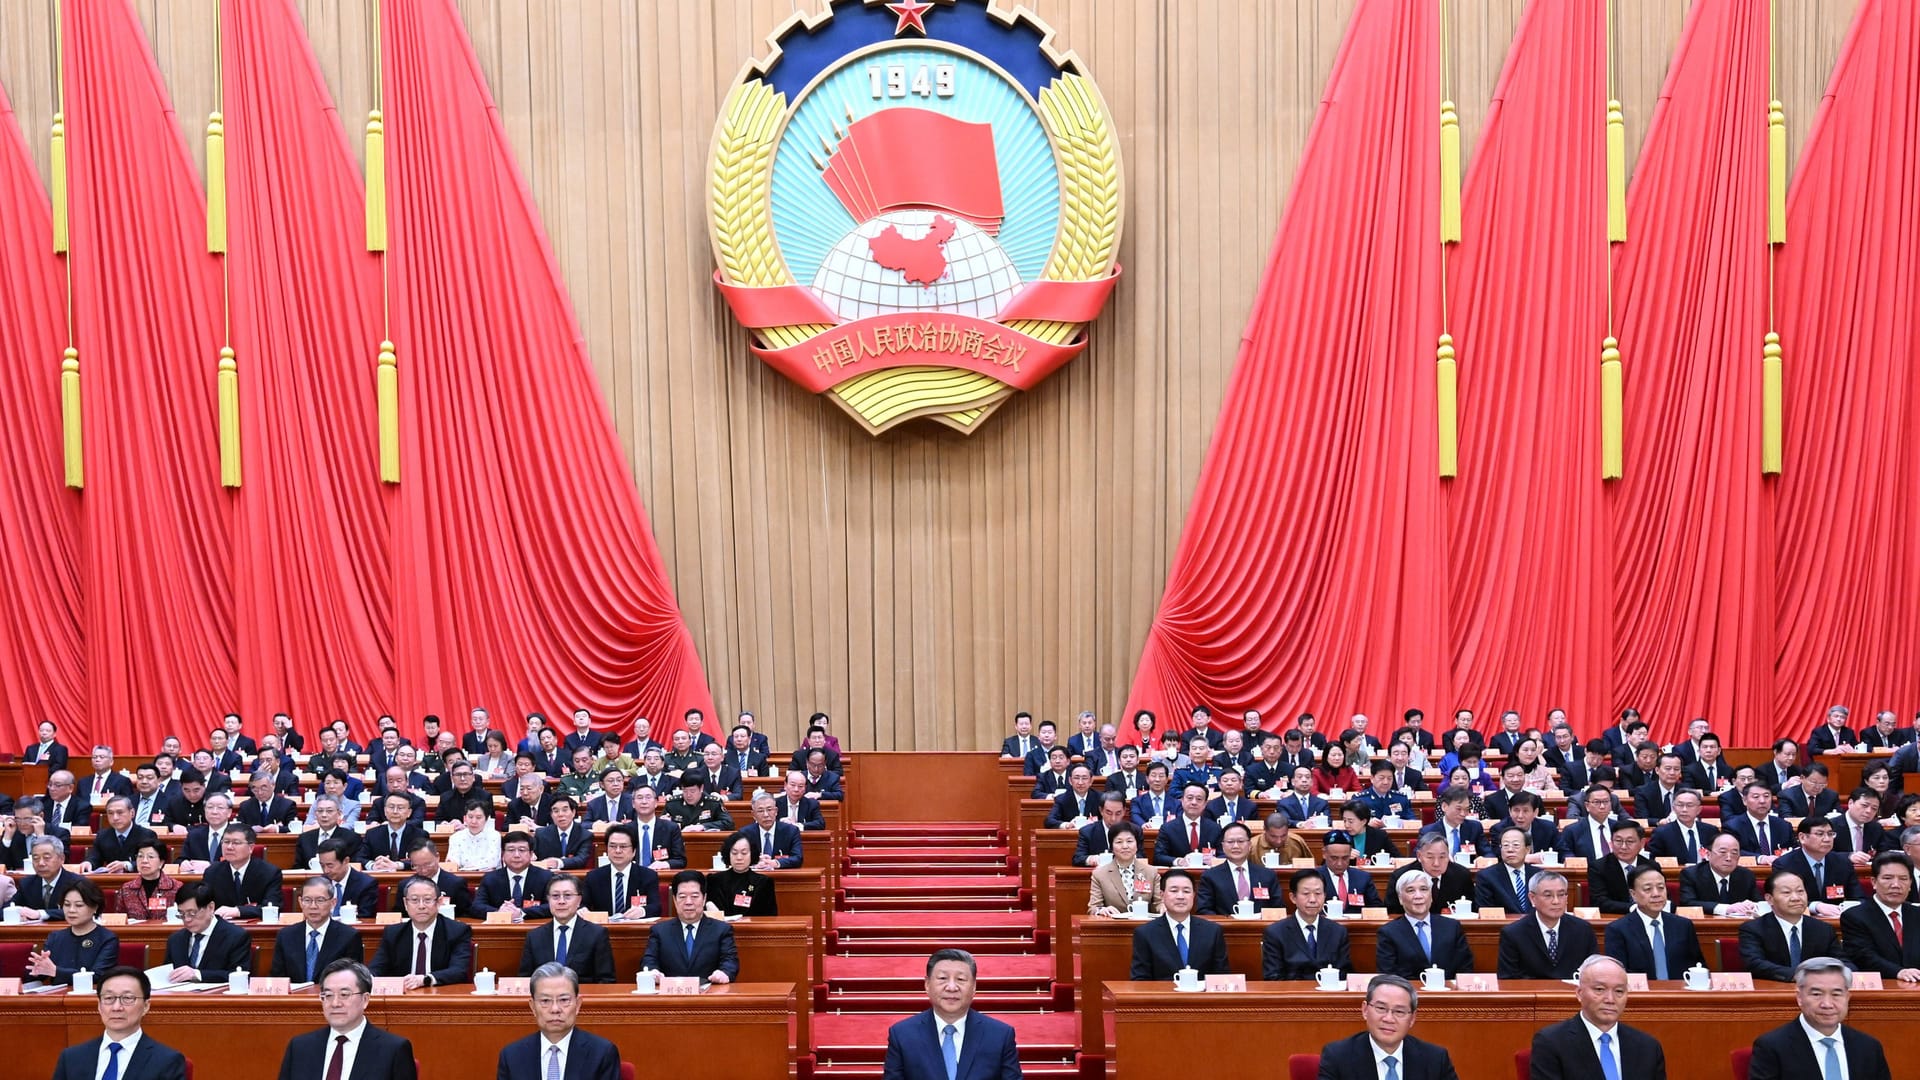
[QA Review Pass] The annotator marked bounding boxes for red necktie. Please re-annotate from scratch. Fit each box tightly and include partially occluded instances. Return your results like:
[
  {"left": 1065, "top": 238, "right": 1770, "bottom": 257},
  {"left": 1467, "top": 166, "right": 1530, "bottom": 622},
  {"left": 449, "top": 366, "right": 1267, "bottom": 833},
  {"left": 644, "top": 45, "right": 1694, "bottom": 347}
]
[
  {"left": 1189, "top": 820, "right": 1200, "bottom": 851},
  {"left": 1893, "top": 910, "right": 1904, "bottom": 947},
  {"left": 1335, "top": 873, "right": 1350, "bottom": 904},
  {"left": 415, "top": 931, "right": 429, "bottom": 976},
  {"left": 325, "top": 1034, "right": 348, "bottom": 1080}
]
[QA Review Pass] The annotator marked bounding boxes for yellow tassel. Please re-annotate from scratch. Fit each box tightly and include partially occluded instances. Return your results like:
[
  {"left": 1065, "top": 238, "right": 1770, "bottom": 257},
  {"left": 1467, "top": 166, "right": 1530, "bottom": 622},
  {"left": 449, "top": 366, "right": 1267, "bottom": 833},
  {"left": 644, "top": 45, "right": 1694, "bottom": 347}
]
[
  {"left": 61, "top": 347, "right": 82, "bottom": 489},
  {"left": 206, "top": 112, "right": 227, "bottom": 253},
  {"left": 1606, "top": 100, "right": 1626, "bottom": 242},
  {"left": 1761, "top": 331, "right": 1783, "bottom": 474},
  {"left": 1436, "top": 334, "right": 1458, "bottom": 478},
  {"left": 51, "top": 113, "right": 68, "bottom": 254},
  {"left": 365, "top": 110, "right": 387, "bottom": 252},
  {"left": 217, "top": 346, "right": 241, "bottom": 487},
  {"left": 1439, "top": 101, "right": 1461, "bottom": 244},
  {"left": 1600, "top": 336, "right": 1623, "bottom": 479},
  {"left": 377, "top": 340, "right": 399, "bottom": 483},
  {"left": 1767, "top": 101, "right": 1787, "bottom": 244}
]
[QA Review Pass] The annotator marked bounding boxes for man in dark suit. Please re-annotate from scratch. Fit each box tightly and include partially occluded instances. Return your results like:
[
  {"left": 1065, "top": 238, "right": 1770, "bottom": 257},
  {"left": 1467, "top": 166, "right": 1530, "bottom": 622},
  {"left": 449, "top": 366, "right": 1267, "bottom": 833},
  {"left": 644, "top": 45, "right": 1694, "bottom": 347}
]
[
  {"left": 1481, "top": 764, "right": 1533, "bottom": 825},
  {"left": 1757, "top": 739, "right": 1803, "bottom": 794},
  {"left": 1392, "top": 708, "right": 1437, "bottom": 753},
  {"left": 1314, "top": 974, "right": 1459, "bottom": 1080},
  {"left": 1838, "top": 852, "right": 1920, "bottom": 982},
  {"left": 1678, "top": 833, "right": 1764, "bottom": 917},
  {"left": 1129, "top": 763, "right": 1180, "bottom": 829},
  {"left": 1738, "top": 869, "right": 1841, "bottom": 982},
  {"left": 999, "top": 713, "right": 1038, "bottom": 762},
  {"left": 1387, "top": 835, "right": 1471, "bottom": 916},
  {"left": 1806, "top": 706, "right": 1858, "bottom": 755},
  {"left": 1494, "top": 791, "right": 1559, "bottom": 855},
  {"left": 533, "top": 795, "right": 593, "bottom": 871},
  {"left": 42, "top": 770, "right": 89, "bottom": 832},
  {"left": 1418, "top": 788, "right": 1487, "bottom": 859},
  {"left": 50, "top": 967, "right": 189, "bottom": 1080},
  {"left": 517, "top": 875, "right": 615, "bottom": 983},
  {"left": 1128, "top": 868, "right": 1228, "bottom": 979},
  {"left": 882, "top": 949, "right": 1022, "bottom": 1080},
  {"left": 293, "top": 798, "right": 363, "bottom": 867},
  {"left": 1317, "top": 831, "right": 1384, "bottom": 910},
  {"left": 1724, "top": 783, "right": 1796, "bottom": 857},
  {"left": 1475, "top": 826, "right": 1539, "bottom": 915},
  {"left": 313, "top": 840, "right": 380, "bottom": 917},
  {"left": 1604, "top": 864, "right": 1704, "bottom": 979},
  {"left": 1152, "top": 784, "right": 1224, "bottom": 867},
  {"left": 1073, "top": 795, "right": 1132, "bottom": 868},
  {"left": 1781, "top": 763, "right": 1841, "bottom": 819},
  {"left": 207, "top": 824, "right": 284, "bottom": 921},
  {"left": 1197, "top": 821, "right": 1281, "bottom": 915},
  {"left": 1859, "top": 710, "right": 1913, "bottom": 750},
  {"left": 1496, "top": 871, "right": 1595, "bottom": 979},
  {"left": 1529, "top": 955, "right": 1668, "bottom": 1080},
  {"left": 475, "top": 833, "right": 556, "bottom": 921},
  {"left": 271, "top": 877, "right": 366, "bottom": 982},
  {"left": 1771, "top": 816, "right": 1861, "bottom": 904},
  {"left": 641, "top": 871, "right": 740, "bottom": 981},
  {"left": 1682, "top": 734, "right": 1731, "bottom": 792},
  {"left": 1834, "top": 788, "right": 1891, "bottom": 860},
  {"left": 460, "top": 707, "right": 497, "bottom": 756},
  {"left": 1747, "top": 955, "right": 1892, "bottom": 1080},
  {"left": 741, "top": 794, "right": 805, "bottom": 870},
  {"left": 1557, "top": 786, "right": 1631, "bottom": 861},
  {"left": 1174, "top": 706, "right": 1228, "bottom": 752},
  {"left": 800, "top": 750, "right": 844, "bottom": 801},
  {"left": 1261, "top": 869, "right": 1350, "bottom": 980},
  {"left": 397, "top": 837, "right": 476, "bottom": 919},
  {"left": 360, "top": 793, "right": 430, "bottom": 871},
  {"left": 161, "top": 883, "right": 253, "bottom": 984},
  {"left": 1645, "top": 791, "right": 1718, "bottom": 865},
  {"left": 1022, "top": 724, "right": 1063, "bottom": 778},
  {"left": 17, "top": 835, "right": 84, "bottom": 920},
  {"left": 629, "top": 788, "right": 688, "bottom": 871},
  {"left": 771, "top": 772, "right": 827, "bottom": 831},
  {"left": 235, "top": 772, "right": 299, "bottom": 833},
  {"left": 1632, "top": 753, "right": 1688, "bottom": 823},
  {"left": 276, "top": 960, "right": 417, "bottom": 1080},
  {"left": 581, "top": 826, "right": 659, "bottom": 919},
  {"left": 83, "top": 796, "right": 158, "bottom": 874},
  {"left": 24, "top": 720, "right": 69, "bottom": 771},
  {"left": 1376, "top": 872, "right": 1473, "bottom": 978},
  {"left": 495, "top": 962, "right": 623, "bottom": 1080},
  {"left": 1489, "top": 711, "right": 1526, "bottom": 757},
  {"left": 1044, "top": 764, "right": 1100, "bottom": 828},
  {"left": 370, "top": 875, "right": 473, "bottom": 986},
  {"left": 1588, "top": 820, "right": 1658, "bottom": 915}
]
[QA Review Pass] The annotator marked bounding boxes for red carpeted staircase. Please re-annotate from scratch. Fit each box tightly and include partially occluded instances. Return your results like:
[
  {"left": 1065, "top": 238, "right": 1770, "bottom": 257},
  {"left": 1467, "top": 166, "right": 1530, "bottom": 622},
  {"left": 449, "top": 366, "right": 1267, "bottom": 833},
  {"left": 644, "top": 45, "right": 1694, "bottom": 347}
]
[{"left": 812, "top": 822, "right": 1080, "bottom": 1077}]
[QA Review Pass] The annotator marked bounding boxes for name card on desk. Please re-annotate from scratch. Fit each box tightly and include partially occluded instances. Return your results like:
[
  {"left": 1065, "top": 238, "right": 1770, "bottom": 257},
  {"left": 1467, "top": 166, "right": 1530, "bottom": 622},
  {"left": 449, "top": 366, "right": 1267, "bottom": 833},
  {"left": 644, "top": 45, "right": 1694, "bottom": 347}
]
[
  {"left": 1709, "top": 973, "right": 1752, "bottom": 991},
  {"left": 1676, "top": 907, "right": 1706, "bottom": 919},
  {"left": 485, "top": 911, "right": 517, "bottom": 924},
  {"left": 371, "top": 977, "right": 409, "bottom": 995},
  {"left": 1455, "top": 974, "right": 1500, "bottom": 992},
  {"left": 659, "top": 977, "right": 701, "bottom": 995},
  {"left": 1204, "top": 974, "right": 1246, "bottom": 993},
  {"left": 1626, "top": 974, "right": 1648, "bottom": 991},
  {"left": 1655, "top": 857, "right": 1678, "bottom": 867},
  {"left": 1573, "top": 907, "right": 1601, "bottom": 920},
  {"left": 99, "top": 914, "right": 129, "bottom": 926},
  {"left": 579, "top": 910, "right": 609, "bottom": 924},
  {"left": 1345, "top": 974, "right": 1375, "bottom": 991},
  {"left": 1852, "top": 972, "right": 1883, "bottom": 990},
  {"left": 375, "top": 912, "right": 402, "bottom": 925},
  {"left": 495, "top": 977, "right": 530, "bottom": 995},
  {"left": 0, "top": 979, "right": 21, "bottom": 996},
  {"left": 1564, "top": 858, "right": 1587, "bottom": 869},
  {"left": 249, "top": 978, "right": 291, "bottom": 995}
]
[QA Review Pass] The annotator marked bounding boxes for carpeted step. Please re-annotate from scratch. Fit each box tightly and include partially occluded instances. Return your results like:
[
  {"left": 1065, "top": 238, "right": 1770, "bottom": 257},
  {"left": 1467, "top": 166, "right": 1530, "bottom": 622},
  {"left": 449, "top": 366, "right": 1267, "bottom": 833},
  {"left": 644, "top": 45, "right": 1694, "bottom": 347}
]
[
  {"left": 811, "top": 1066, "right": 1081, "bottom": 1079},
  {"left": 845, "top": 850, "right": 1011, "bottom": 868},
  {"left": 853, "top": 821, "right": 1000, "bottom": 835},
  {"left": 812, "top": 1011, "right": 1079, "bottom": 1064},
  {"left": 824, "top": 954, "right": 1055, "bottom": 989},
  {"left": 840, "top": 875, "right": 1020, "bottom": 893},
  {"left": 835, "top": 911, "right": 1035, "bottom": 933},
  {"left": 823, "top": 989, "right": 1059, "bottom": 1011},
  {"left": 838, "top": 896, "right": 1025, "bottom": 913}
]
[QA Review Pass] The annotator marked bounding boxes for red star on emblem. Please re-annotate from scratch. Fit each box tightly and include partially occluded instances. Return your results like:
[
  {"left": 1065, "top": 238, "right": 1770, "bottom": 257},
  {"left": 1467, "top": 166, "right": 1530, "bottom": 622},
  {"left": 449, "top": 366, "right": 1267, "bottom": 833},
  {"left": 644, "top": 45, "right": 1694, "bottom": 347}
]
[{"left": 886, "top": 0, "right": 932, "bottom": 36}]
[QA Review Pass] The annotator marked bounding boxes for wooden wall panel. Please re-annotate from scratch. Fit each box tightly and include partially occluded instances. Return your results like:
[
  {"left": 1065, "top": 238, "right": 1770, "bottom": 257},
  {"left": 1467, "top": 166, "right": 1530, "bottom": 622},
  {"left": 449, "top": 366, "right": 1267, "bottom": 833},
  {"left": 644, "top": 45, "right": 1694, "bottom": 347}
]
[{"left": 0, "top": 1, "right": 1861, "bottom": 751}]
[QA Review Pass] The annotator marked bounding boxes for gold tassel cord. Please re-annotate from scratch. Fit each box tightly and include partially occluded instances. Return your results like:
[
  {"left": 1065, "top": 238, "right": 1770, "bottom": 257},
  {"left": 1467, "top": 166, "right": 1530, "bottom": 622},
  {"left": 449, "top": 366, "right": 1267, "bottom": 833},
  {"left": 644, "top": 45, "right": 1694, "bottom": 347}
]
[
  {"left": 1439, "top": 102, "right": 1461, "bottom": 244},
  {"left": 1600, "top": 337, "right": 1623, "bottom": 479},
  {"left": 377, "top": 340, "right": 399, "bottom": 483},
  {"left": 1767, "top": 101, "right": 1786, "bottom": 244},
  {"left": 365, "top": 110, "right": 387, "bottom": 252},
  {"left": 217, "top": 347, "right": 240, "bottom": 487},
  {"left": 1436, "top": 334, "right": 1458, "bottom": 478},
  {"left": 61, "top": 348, "right": 82, "bottom": 488},
  {"left": 51, "top": 112, "right": 68, "bottom": 254},
  {"left": 206, "top": 112, "right": 227, "bottom": 253},
  {"left": 1606, "top": 100, "right": 1626, "bottom": 242},
  {"left": 1761, "top": 332, "right": 1782, "bottom": 474}
]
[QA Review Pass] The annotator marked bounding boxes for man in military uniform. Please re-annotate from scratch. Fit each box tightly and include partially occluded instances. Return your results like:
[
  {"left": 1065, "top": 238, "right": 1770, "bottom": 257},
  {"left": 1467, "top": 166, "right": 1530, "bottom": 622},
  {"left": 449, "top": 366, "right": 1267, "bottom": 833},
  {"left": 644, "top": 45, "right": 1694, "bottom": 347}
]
[
  {"left": 662, "top": 769, "right": 735, "bottom": 834},
  {"left": 558, "top": 748, "right": 601, "bottom": 803},
  {"left": 663, "top": 730, "right": 701, "bottom": 775}
]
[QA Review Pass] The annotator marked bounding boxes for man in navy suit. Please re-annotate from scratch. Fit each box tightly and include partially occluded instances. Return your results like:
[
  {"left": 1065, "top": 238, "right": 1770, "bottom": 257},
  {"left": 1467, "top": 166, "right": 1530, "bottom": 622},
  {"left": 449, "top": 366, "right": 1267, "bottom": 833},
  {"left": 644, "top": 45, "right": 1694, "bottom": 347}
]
[
  {"left": 1781, "top": 763, "right": 1841, "bottom": 818},
  {"left": 741, "top": 793, "right": 805, "bottom": 869},
  {"left": 1645, "top": 790, "right": 1718, "bottom": 864},
  {"left": 1771, "top": 816, "right": 1861, "bottom": 905},
  {"left": 1588, "top": 820, "right": 1658, "bottom": 916},
  {"left": 1044, "top": 764, "right": 1099, "bottom": 828},
  {"left": 276, "top": 960, "right": 416, "bottom": 1080},
  {"left": 208, "top": 824, "right": 285, "bottom": 921},
  {"left": 162, "top": 883, "right": 253, "bottom": 984},
  {"left": 580, "top": 826, "right": 659, "bottom": 919},
  {"left": 534, "top": 796, "right": 594, "bottom": 871},
  {"left": 1838, "top": 852, "right": 1920, "bottom": 982},
  {"left": 1557, "top": 786, "right": 1630, "bottom": 861},
  {"left": 474, "top": 833, "right": 556, "bottom": 921},
  {"left": 1475, "top": 826, "right": 1540, "bottom": 915},
  {"left": 1496, "top": 871, "right": 1594, "bottom": 979},
  {"left": 1529, "top": 955, "right": 1668, "bottom": 1080},
  {"left": 369, "top": 876, "right": 474, "bottom": 987},
  {"left": 1604, "top": 864, "right": 1703, "bottom": 978},
  {"left": 1678, "top": 833, "right": 1763, "bottom": 917},
  {"left": 641, "top": 871, "right": 740, "bottom": 982},
  {"left": 1197, "top": 821, "right": 1281, "bottom": 915},
  {"left": 495, "top": 962, "right": 622, "bottom": 1080},
  {"left": 771, "top": 771, "right": 828, "bottom": 831},
  {"left": 999, "top": 712, "right": 1039, "bottom": 763},
  {"left": 1152, "top": 784, "right": 1223, "bottom": 867},
  {"left": 517, "top": 875, "right": 615, "bottom": 983},
  {"left": 1317, "top": 831, "right": 1384, "bottom": 910},
  {"left": 1072, "top": 795, "right": 1132, "bottom": 867},
  {"left": 271, "top": 878, "right": 366, "bottom": 982},
  {"left": 1129, "top": 763, "right": 1178, "bottom": 829},
  {"left": 1021, "top": 722, "right": 1062, "bottom": 777},
  {"left": 50, "top": 967, "right": 188, "bottom": 1080},
  {"left": 1262, "top": 870, "right": 1350, "bottom": 980},
  {"left": 882, "top": 948, "right": 1022, "bottom": 1080},
  {"left": 1738, "top": 870, "right": 1840, "bottom": 982},
  {"left": 1128, "top": 868, "right": 1227, "bottom": 979},
  {"left": 1376, "top": 872, "right": 1473, "bottom": 979},
  {"left": 315, "top": 841, "right": 380, "bottom": 917},
  {"left": 1314, "top": 974, "right": 1459, "bottom": 1080},
  {"left": 1725, "top": 783, "right": 1797, "bottom": 857},
  {"left": 1418, "top": 788, "right": 1487, "bottom": 859},
  {"left": 1806, "top": 706, "right": 1858, "bottom": 755},
  {"left": 360, "top": 793, "right": 430, "bottom": 870},
  {"left": 1747, "top": 956, "right": 1891, "bottom": 1080}
]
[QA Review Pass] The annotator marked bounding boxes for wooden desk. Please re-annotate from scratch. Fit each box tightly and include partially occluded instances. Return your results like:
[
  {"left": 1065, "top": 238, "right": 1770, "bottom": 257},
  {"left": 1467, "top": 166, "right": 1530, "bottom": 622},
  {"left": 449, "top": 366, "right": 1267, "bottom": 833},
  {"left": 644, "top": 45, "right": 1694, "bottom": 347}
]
[
  {"left": 0, "top": 761, "right": 49, "bottom": 800},
  {"left": 0, "top": 914, "right": 813, "bottom": 1056},
  {"left": 2, "top": 982, "right": 795, "bottom": 1080},
  {"left": 1101, "top": 981, "right": 1920, "bottom": 1080}
]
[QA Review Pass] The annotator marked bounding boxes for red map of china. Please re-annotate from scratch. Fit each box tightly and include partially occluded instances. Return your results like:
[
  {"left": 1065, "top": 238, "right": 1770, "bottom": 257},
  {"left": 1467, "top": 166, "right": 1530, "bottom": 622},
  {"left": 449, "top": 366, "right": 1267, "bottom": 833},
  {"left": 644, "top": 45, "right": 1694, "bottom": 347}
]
[{"left": 868, "top": 214, "right": 957, "bottom": 286}]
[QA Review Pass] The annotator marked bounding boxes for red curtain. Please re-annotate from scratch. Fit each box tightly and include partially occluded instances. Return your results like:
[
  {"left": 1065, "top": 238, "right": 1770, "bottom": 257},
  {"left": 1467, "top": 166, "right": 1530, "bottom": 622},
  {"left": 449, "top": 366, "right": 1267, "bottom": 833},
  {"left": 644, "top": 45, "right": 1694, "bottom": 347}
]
[
  {"left": 1607, "top": 0, "right": 1775, "bottom": 745},
  {"left": 1445, "top": 0, "right": 1611, "bottom": 729},
  {"left": 0, "top": 80, "right": 85, "bottom": 747},
  {"left": 63, "top": 0, "right": 236, "bottom": 752},
  {"left": 222, "top": 0, "right": 397, "bottom": 731},
  {"left": 381, "top": 0, "right": 714, "bottom": 730},
  {"left": 1123, "top": 0, "right": 1444, "bottom": 740},
  {"left": 1771, "top": 0, "right": 1920, "bottom": 730}
]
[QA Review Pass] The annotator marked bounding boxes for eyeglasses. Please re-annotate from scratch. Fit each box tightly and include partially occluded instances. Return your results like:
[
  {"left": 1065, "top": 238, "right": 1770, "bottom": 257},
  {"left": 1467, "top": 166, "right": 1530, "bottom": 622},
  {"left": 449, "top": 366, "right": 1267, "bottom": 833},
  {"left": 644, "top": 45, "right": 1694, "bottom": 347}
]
[
  {"left": 98, "top": 995, "right": 142, "bottom": 1007},
  {"left": 318, "top": 990, "right": 366, "bottom": 1003},
  {"left": 1365, "top": 1001, "right": 1415, "bottom": 1020}
]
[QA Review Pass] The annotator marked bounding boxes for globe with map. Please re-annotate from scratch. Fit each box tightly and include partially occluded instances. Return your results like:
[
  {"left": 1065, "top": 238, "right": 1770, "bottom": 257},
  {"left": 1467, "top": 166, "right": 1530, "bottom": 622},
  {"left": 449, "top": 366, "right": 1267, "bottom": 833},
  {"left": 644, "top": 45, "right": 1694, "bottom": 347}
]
[{"left": 809, "top": 209, "right": 1022, "bottom": 323}]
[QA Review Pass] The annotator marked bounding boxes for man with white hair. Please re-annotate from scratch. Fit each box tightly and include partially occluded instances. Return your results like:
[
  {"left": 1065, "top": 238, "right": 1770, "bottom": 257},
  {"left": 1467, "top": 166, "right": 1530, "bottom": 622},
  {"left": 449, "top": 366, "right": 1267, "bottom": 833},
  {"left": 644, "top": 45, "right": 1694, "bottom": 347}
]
[
  {"left": 1747, "top": 956, "right": 1890, "bottom": 1079},
  {"left": 1529, "top": 955, "right": 1668, "bottom": 1080},
  {"left": 1375, "top": 871, "right": 1473, "bottom": 979}
]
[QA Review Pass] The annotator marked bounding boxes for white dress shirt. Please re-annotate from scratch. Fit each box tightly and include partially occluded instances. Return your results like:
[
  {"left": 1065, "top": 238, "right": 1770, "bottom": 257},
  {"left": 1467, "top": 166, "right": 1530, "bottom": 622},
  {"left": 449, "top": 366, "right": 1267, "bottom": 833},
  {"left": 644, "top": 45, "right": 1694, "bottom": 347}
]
[
  {"left": 322, "top": 1019, "right": 369, "bottom": 1080},
  {"left": 94, "top": 1031, "right": 143, "bottom": 1080},
  {"left": 539, "top": 1028, "right": 575, "bottom": 1078},
  {"left": 1581, "top": 1016, "right": 1622, "bottom": 1074},
  {"left": 1799, "top": 1016, "right": 1849, "bottom": 1080}
]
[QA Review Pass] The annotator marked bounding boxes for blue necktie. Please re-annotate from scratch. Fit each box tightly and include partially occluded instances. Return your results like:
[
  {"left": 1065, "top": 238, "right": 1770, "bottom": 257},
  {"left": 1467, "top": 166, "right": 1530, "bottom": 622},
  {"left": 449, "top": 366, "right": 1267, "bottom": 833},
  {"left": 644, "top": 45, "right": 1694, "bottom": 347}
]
[
  {"left": 555, "top": 924, "right": 569, "bottom": 964},
  {"left": 684, "top": 923, "right": 697, "bottom": 960},
  {"left": 1812, "top": 860, "right": 1824, "bottom": 895},
  {"left": 547, "top": 1045, "right": 562, "bottom": 1080},
  {"left": 640, "top": 825, "right": 651, "bottom": 863},
  {"left": 307, "top": 928, "right": 320, "bottom": 980},
  {"left": 1416, "top": 920, "right": 1431, "bottom": 960},
  {"left": 1174, "top": 922, "right": 1188, "bottom": 967},
  {"left": 1383, "top": 1054, "right": 1398, "bottom": 1080},
  {"left": 1788, "top": 924, "right": 1802, "bottom": 967},
  {"left": 1821, "top": 1036, "right": 1841, "bottom": 1080},
  {"left": 1649, "top": 918, "right": 1669, "bottom": 980},
  {"left": 1514, "top": 869, "right": 1531, "bottom": 911},
  {"left": 102, "top": 1042, "right": 122, "bottom": 1080},
  {"left": 1598, "top": 1032, "right": 1621, "bottom": 1080},
  {"left": 334, "top": 882, "right": 344, "bottom": 914},
  {"left": 941, "top": 1023, "right": 959, "bottom": 1080}
]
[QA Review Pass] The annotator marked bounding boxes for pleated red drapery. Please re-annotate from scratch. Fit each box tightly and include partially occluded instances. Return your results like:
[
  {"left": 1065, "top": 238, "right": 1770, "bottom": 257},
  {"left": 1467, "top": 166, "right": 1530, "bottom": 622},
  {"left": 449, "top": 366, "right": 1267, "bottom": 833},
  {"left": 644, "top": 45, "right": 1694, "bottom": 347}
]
[
  {"left": 1445, "top": 0, "right": 1612, "bottom": 731},
  {"left": 0, "top": 80, "right": 85, "bottom": 747},
  {"left": 1771, "top": 0, "right": 1920, "bottom": 730},
  {"left": 381, "top": 0, "right": 714, "bottom": 727},
  {"left": 1607, "top": 0, "right": 1775, "bottom": 745},
  {"left": 1123, "top": 0, "right": 1444, "bottom": 741},
  {"left": 62, "top": 0, "right": 236, "bottom": 751},
  {"left": 221, "top": 0, "right": 398, "bottom": 727}
]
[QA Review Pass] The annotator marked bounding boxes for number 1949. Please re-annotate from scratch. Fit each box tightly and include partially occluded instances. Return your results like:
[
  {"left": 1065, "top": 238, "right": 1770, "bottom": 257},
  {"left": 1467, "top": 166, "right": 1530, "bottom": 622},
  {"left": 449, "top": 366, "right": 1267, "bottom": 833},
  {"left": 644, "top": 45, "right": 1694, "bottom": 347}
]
[{"left": 868, "top": 63, "right": 956, "bottom": 99}]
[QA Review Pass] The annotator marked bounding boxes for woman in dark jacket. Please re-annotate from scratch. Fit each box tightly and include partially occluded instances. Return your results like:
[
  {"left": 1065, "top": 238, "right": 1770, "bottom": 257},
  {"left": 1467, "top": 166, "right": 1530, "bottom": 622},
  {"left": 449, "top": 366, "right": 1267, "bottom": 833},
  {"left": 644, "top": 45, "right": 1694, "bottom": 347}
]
[
  {"left": 706, "top": 832, "right": 779, "bottom": 917},
  {"left": 27, "top": 877, "right": 119, "bottom": 985}
]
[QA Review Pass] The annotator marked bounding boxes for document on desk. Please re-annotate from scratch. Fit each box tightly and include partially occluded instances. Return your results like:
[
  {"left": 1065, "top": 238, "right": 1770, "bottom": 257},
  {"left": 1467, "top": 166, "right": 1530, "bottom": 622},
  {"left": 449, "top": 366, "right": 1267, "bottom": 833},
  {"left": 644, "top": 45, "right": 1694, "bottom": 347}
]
[{"left": 149, "top": 982, "right": 228, "bottom": 994}]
